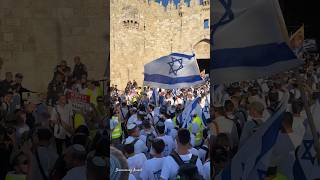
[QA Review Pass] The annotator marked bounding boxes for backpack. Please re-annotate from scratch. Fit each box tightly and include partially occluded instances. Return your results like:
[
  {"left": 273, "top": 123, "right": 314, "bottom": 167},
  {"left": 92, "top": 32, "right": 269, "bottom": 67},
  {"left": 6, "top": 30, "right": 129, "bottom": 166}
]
[
  {"left": 225, "top": 115, "right": 242, "bottom": 137},
  {"left": 170, "top": 151, "right": 205, "bottom": 180},
  {"left": 146, "top": 133, "right": 156, "bottom": 152}
]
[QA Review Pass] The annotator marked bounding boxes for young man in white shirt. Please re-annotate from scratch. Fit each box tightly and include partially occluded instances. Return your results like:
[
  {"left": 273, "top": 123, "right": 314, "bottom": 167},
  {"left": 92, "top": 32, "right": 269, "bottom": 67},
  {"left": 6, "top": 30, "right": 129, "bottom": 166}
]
[
  {"left": 123, "top": 123, "right": 148, "bottom": 154},
  {"left": 160, "top": 129, "right": 205, "bottom": 180},
  {"left": 140, "top": 139, "right": 165, "bottom": 180},
  {"left": 211, "top": 105, "right": 239, "bottom": 148},
  {"left": 239, "top": 101, "right": 264, "bottom": 148},
  {"left": 62, "top": 144, "right": 87, "bottom": 180},
  {"left": 50, "top": 94, "right": 74, "bottom": 155},
  {"left": 124, "top": 141, "right": 147, "bottom": 180},
  {"left": 156, "top": 121, "right": 175, "bottom": 157}
]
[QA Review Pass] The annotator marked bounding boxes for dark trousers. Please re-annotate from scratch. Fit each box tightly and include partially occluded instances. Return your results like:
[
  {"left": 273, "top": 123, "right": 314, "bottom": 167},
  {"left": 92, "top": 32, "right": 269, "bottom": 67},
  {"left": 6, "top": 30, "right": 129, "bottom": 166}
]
[{"left": 55, "top": 137, "right": 71, "bottom": 156}]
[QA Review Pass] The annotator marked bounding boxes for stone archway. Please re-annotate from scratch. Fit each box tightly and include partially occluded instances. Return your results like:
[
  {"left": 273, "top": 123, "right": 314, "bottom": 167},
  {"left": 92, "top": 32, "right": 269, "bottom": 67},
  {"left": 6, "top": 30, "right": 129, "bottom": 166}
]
[{"left": 193, "top": 39, "right": 210, "bottom": 73}]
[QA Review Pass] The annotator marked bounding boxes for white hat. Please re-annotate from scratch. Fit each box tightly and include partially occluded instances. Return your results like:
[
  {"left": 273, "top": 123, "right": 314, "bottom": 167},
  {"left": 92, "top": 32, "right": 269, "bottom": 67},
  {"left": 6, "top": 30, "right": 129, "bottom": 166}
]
[{"left": 127, "top": 123, "right": 137, "bottom": 130}]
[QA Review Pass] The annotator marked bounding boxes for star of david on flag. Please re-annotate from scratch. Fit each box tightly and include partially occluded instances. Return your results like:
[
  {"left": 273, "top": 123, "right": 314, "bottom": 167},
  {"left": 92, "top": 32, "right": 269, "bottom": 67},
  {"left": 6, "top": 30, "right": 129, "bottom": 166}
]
[{"left": 168, "top": 57, "right": 184, "bottom": 76}]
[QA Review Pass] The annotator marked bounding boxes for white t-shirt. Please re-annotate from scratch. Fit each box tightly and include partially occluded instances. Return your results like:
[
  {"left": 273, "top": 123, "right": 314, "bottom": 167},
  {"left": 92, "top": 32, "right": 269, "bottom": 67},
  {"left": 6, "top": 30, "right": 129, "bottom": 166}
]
[
  {"left": 198, "top": 145, "right": 208, "bottom": 163},
  {"left": 213, "top": 116, "right": 239, "bottom": 147},
  {"left": 292, "top": 116, "right": 306, "bottom": 138},
  {"left": 203, "top": 161, "right": 211, "bottom": 180},
  {"left": 158, "top": 135, "right": 175, "bottom": 157},
  {"left": 128, "top": 114, "right": 138, "bottom": 125},
  {"left": 160, "top": 153, "right": 205, "bottom": 180},
  {"left": 124, "top": 136, "right": 148, "bottom": 154},
  {"left": 188, "top": 148, "right": 199, "bottom": 156},
  {"left": 128, "top": 153, "right": 147, "bottom": 180},
  {"left": 140, "top": 157, "right": 164, "bottom": 180},
  {"left": 62, "top": 166, "right": 86, "bottom": 180},
  {"left": 51, "top": 104, "right": 73, "bottom": 139}
]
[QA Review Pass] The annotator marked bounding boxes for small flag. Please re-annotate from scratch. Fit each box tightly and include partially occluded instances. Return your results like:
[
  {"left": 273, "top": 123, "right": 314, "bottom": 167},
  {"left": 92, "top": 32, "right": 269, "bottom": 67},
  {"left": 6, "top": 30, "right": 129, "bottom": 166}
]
[
  {"left": 144, "top": 53, "right": 204, "bottom": 89},
  {"left": 177, "top": 97, "right": 201, "bottom": 128}
]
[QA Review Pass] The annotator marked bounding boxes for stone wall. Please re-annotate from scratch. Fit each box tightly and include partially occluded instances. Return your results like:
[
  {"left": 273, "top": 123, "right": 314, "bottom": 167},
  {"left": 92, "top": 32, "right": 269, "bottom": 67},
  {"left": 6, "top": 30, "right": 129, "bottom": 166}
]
[
  {"left": 0, "top": 0, "right": 109, "bottom": 92},
  {"left": 110, "top": 0, "right": 210, "bottom": 90}
]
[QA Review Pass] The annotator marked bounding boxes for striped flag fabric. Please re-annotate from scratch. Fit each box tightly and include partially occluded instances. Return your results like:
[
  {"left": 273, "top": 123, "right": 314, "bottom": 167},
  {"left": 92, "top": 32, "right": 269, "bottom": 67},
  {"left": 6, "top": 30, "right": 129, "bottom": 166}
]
[
  {"left": 210, "top": 0, "right": 303, "bottom": 84},
  {"left": 144, "top": 53, "right": 204, "bottom": 89},
  {"left": 177, "top": 97, "right": 201, "bottom": 128},
  {"left": 215, "top": 94, "right": 288, "bottom": 180},
  {"left": 303, "top": 39, "right": 318, "bottom": 52}
]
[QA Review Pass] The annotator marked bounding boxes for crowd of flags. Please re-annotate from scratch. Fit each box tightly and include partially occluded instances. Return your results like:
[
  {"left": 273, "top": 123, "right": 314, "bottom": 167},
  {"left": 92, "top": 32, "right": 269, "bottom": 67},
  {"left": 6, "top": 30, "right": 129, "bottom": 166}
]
[{"left": 141, "top": 0, "right": 320, "bottom": 179}]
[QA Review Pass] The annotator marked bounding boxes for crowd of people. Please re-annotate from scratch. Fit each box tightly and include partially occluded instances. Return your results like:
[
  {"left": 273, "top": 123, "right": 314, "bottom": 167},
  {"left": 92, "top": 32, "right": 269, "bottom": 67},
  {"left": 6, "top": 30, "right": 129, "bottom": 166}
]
[
  {"left": 109, "top": 52, "right": 320, "bottom": 180},
  {"left": 0, "top": 56, "right": 108, "bottom": 180}
]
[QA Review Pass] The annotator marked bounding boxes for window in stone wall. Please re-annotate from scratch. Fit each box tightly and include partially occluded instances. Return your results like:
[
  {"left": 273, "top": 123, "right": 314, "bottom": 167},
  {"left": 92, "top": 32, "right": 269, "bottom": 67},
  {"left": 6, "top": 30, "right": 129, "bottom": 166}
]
[{"left": 204, "top": 19, "right": 209, "bottom": 29}]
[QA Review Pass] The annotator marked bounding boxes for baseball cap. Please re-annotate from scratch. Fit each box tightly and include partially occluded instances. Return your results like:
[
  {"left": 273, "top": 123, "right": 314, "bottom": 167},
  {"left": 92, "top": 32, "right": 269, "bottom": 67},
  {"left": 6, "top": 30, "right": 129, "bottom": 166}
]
[{"left": 127, "top": 123, "right": 137, "bottom": 130}]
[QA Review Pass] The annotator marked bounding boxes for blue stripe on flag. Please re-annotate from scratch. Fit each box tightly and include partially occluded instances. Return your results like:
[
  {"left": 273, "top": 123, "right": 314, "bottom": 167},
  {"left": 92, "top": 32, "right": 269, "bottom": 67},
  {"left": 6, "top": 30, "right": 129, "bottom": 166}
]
[
  {"left": 144, "top": 74, "right": 202, "bottom": 84},
  {"left": 293, "top": 146, "right": 308, "bottom": 180},
  {"left": 170, "top": 52, "right": 195, "bottom": 59},
  {"left": 211, "top": 42, "right": 297, "bottom": 69},
  {"left": 254, "top": 112, "right": 284, "bottom": 166}
]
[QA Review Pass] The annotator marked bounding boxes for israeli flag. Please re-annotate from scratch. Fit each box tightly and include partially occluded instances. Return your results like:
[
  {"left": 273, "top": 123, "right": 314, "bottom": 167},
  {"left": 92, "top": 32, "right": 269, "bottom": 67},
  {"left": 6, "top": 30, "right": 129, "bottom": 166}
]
[
  {"left": 177, "top": 97, "right": 201, "bottom": 128},
  {"left": 151, "top": 88, "right": 159, "bottom": 106},
  {"left": 215, "top": 99, "right": 288, "bottom": 180},
  {"left": 211, "top": 0, "right": 303, "bottom": 84},
  {"left": 284, "top": 99, "right": 320, "bottom": 180},
  {"left": 201, "top": 95, "right": 210, "bottom": 121},
  {"left": 144, "top": 53, "right": 204, "bottom": 89}
]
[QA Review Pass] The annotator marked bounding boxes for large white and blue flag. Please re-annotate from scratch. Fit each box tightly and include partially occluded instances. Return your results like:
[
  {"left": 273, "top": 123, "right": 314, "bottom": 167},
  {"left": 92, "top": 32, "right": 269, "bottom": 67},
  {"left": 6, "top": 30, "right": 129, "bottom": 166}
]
[
  {"left": 177, "top": 97, "right": 201, "bottom": 128},
  {"left": 215, "top": 97, "right": 288, "bottom": 180},
  {"left": 282, "top": 99, "right": 320, "bottom": 180},
  {"left": 144, "top": 53, "right": 204, "bottom": 89},
  {"left": 211, "top": 0, "right": 303, "bottom": 84}
]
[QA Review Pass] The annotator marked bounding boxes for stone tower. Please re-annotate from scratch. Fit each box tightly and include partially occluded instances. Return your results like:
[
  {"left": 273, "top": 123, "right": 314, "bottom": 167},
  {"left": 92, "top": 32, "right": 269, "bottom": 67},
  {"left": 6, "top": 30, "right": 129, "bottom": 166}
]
[{"left": 110, "top": 0, "right": 210, "bottom": 90}]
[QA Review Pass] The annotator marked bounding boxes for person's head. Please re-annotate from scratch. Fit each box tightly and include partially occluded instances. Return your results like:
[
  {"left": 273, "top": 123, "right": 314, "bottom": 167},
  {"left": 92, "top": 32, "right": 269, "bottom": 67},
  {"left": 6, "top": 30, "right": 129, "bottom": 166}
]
[
  {"left": 60, "top": 60, "right": 67, "bottom": 67},
  {"left": 281, "top": 112, "right": 293, "bottom": 132},
  {"left": 230, "top": 96, "right": 241, "bottom": 107},
  {"left": 72, "top": 134, "right": 89, "bottom": 149},
  {"left": 150, "top": 138, "right": 165, "bottom": 156},
  {"left": 34, "top": 128, "right": 52, "bottom": 145},
  {"left": 24, "top": 102, "right": 36, "bottom": 113},
  {"left": 214, "top": 106, "right": 224, "bottom": 117},
  {"left": 15, "top": 73, "right": 23, "bottom": 84},
  {"left": 147, "top": 104, "right": 155, "bottom": 112},
  {"left": 127, "top": 123, "right": 139, "bottom": 137},
  {"left": 176, "top": 128, "right": 191, "bottom": 146},
  {"left": 214, "top": 133, "right": 231, "bottom": 151},
  {"left": 268, "top": 91, "right": 279, "bottom": 104},
  {"left": 16, "top": 110, "right": 27, "bottom": 125},
  {"left": 74, "top": 56, "right": 81, "bottom": 64},
  {"left": 155, "top": 121, "right": 165, "bottom": 135},
  {"left": 57, "top": 94, "right": 67, "bottom": 106},
  {"left": 63, "top": 144, "right": 87, "bottom": 169},
  {"left": 142, "top": 120, "right": 151, "bottom": 130},
  {"left": 5, "top": 72, "right": 13, "bottom": 81},
  {"left": 248, "top": 101, "right": 264, "bottom": 118},
  {"left": 123, "top": 143, "right": 135, "bottom": 157},
  {"left": 55, "top": 73, "right": 63, "bottom": 82},
  {"left": 291, "top": 101, "right": 303, "bottom": 115},
  {"left": 3, "top": 91, "right": 13, "bottom": 103},
  {"left": 12, "top": 152, "right": 30, "bottom": 174},
  {"left": 224, "top": 100, "right": 235, "bottom": 113},
  {"left": 86, "top": 156, "right": 107, "bottom": 180}
]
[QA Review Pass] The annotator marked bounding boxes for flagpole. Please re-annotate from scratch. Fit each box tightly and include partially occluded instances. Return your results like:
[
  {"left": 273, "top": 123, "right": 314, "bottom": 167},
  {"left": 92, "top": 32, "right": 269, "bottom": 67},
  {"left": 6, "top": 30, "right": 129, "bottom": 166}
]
[{"left": 296, "top": 71, "right": 320, "bottom": 160}]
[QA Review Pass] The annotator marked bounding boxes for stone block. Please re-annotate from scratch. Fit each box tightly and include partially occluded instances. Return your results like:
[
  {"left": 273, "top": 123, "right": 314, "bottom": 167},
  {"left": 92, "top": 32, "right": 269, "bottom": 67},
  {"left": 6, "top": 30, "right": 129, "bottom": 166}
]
[
  {"left": 57, "top": 8, "right": 74, "bottom": 18},
  {"left": 4, "top": 18, "right": 21, "bottom": 26},
  {"left": 3, "top": 33, "right": 13, "bottom": 42}
]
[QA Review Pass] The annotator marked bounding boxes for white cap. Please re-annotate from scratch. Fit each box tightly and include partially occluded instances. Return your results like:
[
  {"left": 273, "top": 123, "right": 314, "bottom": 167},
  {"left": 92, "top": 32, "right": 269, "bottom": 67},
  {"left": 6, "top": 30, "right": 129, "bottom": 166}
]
[{"left": 127, "top": 123, "right": 137, "bottom": 130}]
